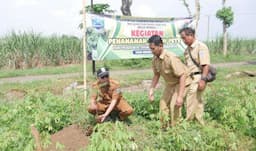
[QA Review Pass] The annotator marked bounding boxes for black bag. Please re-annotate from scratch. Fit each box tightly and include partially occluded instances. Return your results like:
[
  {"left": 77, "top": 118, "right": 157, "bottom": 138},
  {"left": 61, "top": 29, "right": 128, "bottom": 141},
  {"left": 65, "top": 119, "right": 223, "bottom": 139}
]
[{"left": 188, "top": 46, "right": 216, "bottom": 82}]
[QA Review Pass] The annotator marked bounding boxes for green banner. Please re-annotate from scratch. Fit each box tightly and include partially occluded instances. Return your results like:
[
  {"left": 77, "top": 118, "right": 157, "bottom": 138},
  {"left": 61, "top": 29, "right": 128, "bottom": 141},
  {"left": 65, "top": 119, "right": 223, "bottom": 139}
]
[{"left": 86, "top": 13, "right": 193, "bottom": 60}]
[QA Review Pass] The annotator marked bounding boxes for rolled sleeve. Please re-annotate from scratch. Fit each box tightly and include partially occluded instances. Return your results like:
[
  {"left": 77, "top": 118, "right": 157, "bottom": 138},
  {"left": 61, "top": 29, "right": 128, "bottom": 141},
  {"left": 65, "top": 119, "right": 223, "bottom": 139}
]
[{"left": 112, "top": 87, "right": 121, "bottom": 100}]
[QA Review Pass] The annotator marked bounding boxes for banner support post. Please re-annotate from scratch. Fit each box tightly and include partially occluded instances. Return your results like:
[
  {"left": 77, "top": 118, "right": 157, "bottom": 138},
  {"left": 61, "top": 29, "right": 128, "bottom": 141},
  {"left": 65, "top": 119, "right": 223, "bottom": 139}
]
[
  {"left": 82, "top": 0, "right": 87, "bottom": 101},
  {"left": 90, "top": 0, "right": 96, "bottom": 75}
]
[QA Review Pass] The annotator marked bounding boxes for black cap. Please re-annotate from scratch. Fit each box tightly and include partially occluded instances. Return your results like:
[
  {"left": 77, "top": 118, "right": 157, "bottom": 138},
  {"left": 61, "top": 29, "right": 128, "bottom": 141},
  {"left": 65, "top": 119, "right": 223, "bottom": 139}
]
[{"left": 96, "top": 67, "right": 109, "bottom": 78}]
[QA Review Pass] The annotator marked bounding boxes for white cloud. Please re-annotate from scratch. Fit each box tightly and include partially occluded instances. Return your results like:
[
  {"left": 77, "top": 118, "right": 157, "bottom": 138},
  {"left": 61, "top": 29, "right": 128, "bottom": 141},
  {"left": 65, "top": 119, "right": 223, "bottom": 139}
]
[
  {"left": 50, "top": 9, "right": 68, "bottom": 17},
  {"left": 15, "top": 0, "right": 39, "bottom": 7}
]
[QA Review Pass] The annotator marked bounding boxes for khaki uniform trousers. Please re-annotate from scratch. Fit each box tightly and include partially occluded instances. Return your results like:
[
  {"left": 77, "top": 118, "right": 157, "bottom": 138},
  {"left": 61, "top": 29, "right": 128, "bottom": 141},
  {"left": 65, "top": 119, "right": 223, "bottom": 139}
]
[
  {"left": 88, "top": 98, "right": 133, "bottom": 120},
  {"left": 160, "top": 84, "right": 182, "bottom": 127},
  {"left": 185, "top": 74, "right": 204, "bottom": 125}
]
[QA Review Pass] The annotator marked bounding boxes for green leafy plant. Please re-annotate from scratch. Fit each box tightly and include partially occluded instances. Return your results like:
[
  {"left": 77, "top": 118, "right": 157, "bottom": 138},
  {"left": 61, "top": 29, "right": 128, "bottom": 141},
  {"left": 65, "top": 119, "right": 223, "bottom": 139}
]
[
  {"left": 87, "top": 122, "right": 137, "bottom": 151},
  {"left": 0, "top": 93, "right": 74, "bottom": 151},
  {"left": 143, "top": 121, "right": 239, "bottom": 151},
  {"left": 125, "top": 92, "right": 160, "bottom": 120},
  {"left": 205, "top": 80, "right": 256, "bottom": 138}
]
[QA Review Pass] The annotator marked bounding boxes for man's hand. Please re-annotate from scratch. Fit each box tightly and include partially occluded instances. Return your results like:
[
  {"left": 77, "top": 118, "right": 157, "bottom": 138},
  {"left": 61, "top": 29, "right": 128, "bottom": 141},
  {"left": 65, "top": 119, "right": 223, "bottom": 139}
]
[
  {"left": 175, "top": 96, "right": 183, "bottom": 107},
  {"left": 148, "top": 88, "right": 154, "bottom": 102},
  {"left": 198, "top": 80, "right": 206, "bottom": 91},
  {"left": 96, "top": 114, "right": 108, "bottom": 123}
]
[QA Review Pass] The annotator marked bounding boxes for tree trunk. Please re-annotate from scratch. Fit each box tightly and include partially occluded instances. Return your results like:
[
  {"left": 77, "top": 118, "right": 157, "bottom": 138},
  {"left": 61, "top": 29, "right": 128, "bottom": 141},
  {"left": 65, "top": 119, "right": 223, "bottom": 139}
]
[
  {"left": 181, "top": 0, "right": 192, "bottom": 17},
  {"left": 194, "top": 0, "right": 200, "bottom": 34},
  {"left": 121, "top": 0, "right": 132, "bottom": 16},
  {"left": 222, "top": 0, "right": 227, "bottom": 56},
  {"left": 223, "top": 24, "right": 228, "bottom": 56},
  {"left": 222, "top": 0, "right": 226, "bottom": 6}
]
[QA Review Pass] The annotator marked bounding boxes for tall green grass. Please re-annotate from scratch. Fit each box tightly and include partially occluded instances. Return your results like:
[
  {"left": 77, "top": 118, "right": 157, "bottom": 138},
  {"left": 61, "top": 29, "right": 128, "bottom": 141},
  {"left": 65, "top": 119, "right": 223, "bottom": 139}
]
[
  {"left": 0, "top": 32, "right": 255, "bottom": 70},
  {"left": 0, "top": 31, "right": 82, "bottom": 69},
  {"left": 206, "top": 37, "right": 256, "bottom": 55}
]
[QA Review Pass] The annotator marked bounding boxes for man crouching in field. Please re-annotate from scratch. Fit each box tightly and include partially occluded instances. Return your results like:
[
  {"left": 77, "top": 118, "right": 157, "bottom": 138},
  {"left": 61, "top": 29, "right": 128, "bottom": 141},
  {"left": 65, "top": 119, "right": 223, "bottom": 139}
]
[
  {"left": 88, "top": 67, "right": 133, "bottom": 123},
  {"left": 148, "top": 35, "right": 191, "bottom": 127}
]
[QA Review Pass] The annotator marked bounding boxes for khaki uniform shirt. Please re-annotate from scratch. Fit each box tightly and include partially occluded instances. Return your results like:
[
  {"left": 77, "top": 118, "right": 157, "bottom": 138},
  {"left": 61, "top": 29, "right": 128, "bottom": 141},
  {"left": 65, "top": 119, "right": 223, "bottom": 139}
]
[
  {"left": 152, "top": 50, "right": 191, "bottom": 86},
  {"left": 91, "top": 79, "right": 121, "bottom": 104},
  {"left": 184, "top": 40, "right": 210, "bottom": 74}
]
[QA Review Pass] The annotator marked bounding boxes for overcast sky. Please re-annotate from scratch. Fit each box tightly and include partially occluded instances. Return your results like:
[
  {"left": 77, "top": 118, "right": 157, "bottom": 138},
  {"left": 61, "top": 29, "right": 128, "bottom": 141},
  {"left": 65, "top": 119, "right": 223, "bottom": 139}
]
[{"left": 1, "top": 0, "right": 256, "bottom": 40}]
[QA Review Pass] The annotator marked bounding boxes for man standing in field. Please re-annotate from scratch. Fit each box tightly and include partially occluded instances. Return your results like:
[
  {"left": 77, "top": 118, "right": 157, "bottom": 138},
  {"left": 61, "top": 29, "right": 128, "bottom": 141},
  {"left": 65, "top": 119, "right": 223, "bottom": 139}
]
[
  {"left": 88, "top": 67, "right": 133, "bottom": 123},
  {"left": 148, "top": 35, "right": 191, "bottom": 127},
  {"left": 179, "top": 27, "right": 211, "bottom": 125}
]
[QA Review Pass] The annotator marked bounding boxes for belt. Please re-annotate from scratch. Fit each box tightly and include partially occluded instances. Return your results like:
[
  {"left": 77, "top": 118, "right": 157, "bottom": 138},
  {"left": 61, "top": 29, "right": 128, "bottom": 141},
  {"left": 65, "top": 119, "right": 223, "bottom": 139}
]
[{"left": 190, "top": 72, "right": 201, "bottom": 76}]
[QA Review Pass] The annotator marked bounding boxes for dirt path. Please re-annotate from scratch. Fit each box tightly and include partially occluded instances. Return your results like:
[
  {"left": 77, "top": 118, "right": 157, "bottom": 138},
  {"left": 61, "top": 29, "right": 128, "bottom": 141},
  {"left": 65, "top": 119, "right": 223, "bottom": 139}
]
[{"left": 0, "top": 61, "right": 255, "bottom": 84}]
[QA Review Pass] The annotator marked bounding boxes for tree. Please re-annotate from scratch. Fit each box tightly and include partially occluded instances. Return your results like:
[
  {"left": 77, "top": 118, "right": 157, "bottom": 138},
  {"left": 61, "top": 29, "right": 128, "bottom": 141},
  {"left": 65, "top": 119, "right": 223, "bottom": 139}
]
[
  {"left": 180, "top": 0, "right": 200, "bottom": 34},
  {"left": 194, "top": 0, "right": 200, "bottom": 33},
  {"left": 121, "top": 0, "right": 132, "bottom": 16},
  {"left": 216, "top": 0, "right": 234, "bottom": 56},
  {"left": 180, "top": 0, "right": 192, "bottom": 17},
  {"left": 85, "top": 3, "right": 115, "bottom": 14}
]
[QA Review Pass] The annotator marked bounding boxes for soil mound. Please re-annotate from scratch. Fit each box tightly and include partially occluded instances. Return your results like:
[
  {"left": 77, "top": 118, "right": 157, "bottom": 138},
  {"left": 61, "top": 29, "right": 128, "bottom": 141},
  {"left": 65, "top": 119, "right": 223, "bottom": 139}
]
[{"left": 46, "top": 124, "right": 89, "bottom": 151}]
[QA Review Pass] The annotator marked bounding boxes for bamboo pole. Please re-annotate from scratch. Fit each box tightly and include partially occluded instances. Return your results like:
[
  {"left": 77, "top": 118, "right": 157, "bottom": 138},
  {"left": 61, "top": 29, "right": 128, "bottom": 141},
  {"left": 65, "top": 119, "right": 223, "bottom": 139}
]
[
  {"left": 82, "top": 0, "right": 87, "bottom": 101},
  {"left": 222, "top": 0, "right": 228, "bottom": 56}
]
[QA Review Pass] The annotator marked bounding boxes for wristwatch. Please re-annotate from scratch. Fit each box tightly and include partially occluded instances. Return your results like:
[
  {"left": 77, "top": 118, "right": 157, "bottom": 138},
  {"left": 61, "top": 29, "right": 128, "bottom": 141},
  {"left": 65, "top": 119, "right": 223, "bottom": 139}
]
[{"left": 201, "top": 76, "right": 207, "bottom": 82}]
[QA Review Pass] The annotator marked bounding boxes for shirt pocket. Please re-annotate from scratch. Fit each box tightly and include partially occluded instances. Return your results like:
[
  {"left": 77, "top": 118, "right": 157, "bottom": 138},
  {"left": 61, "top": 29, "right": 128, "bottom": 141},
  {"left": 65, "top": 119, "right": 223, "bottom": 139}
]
[{"left": 164, "top": 68, "right": 174, "bottom": 76}]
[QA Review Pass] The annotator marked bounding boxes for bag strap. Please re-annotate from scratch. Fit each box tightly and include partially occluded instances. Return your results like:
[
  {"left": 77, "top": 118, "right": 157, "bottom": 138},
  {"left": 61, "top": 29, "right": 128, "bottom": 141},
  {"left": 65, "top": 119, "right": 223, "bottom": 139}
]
[{"left": 187, "top": 43, "right": 202, "bottom": 71}]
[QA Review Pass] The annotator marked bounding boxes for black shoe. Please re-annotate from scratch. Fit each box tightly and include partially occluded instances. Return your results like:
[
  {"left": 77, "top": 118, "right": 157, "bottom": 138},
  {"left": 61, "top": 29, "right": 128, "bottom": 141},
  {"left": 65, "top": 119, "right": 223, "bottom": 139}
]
[{"left": 109, "top": 111, "right": 120, "bottom": 121}]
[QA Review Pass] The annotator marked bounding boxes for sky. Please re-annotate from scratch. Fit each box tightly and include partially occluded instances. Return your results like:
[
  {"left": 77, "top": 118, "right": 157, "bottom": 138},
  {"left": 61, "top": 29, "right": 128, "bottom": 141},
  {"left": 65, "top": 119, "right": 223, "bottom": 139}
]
[{"left": 1, "top": 0, "right": 256, "bottom": 40}]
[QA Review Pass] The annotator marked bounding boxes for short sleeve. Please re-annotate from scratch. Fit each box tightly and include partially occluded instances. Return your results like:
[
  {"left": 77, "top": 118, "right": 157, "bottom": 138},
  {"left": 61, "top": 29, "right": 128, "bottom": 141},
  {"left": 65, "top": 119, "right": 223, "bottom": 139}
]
[
  {"left": 152, "top": 58, "right": 158, "bottom": 74},
  {"left": 111, "top": 80, "right": 122, "bottom": 100},
  {"left": 198, "top": 43, "right": 210, "bottom": 65}
]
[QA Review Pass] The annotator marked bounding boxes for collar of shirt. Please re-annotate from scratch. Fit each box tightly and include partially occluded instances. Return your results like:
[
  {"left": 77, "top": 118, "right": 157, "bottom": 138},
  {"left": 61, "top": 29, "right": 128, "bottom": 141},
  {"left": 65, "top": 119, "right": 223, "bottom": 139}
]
[
  {"left": 159, "top": 50, "right": 166, "bottom": 60},
  {"left": 97, "top": 79, "right": 110, "bottom": 88},
  {"left": 189, "top": 40, "right": 198, "bottom": 50}
]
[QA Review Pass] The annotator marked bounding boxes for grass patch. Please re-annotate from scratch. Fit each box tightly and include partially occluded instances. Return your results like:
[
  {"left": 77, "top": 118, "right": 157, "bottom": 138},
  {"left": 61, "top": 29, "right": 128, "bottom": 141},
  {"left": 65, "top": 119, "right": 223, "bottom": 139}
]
[
  {"left": 0, "top": 53, "right": 256, "bottom": 79},
  {"left": 0, "top": 64, "right": 82, "bottom": 78},
  {"left": 211, "top": 53, "right": 256, "bottom": 63}
]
